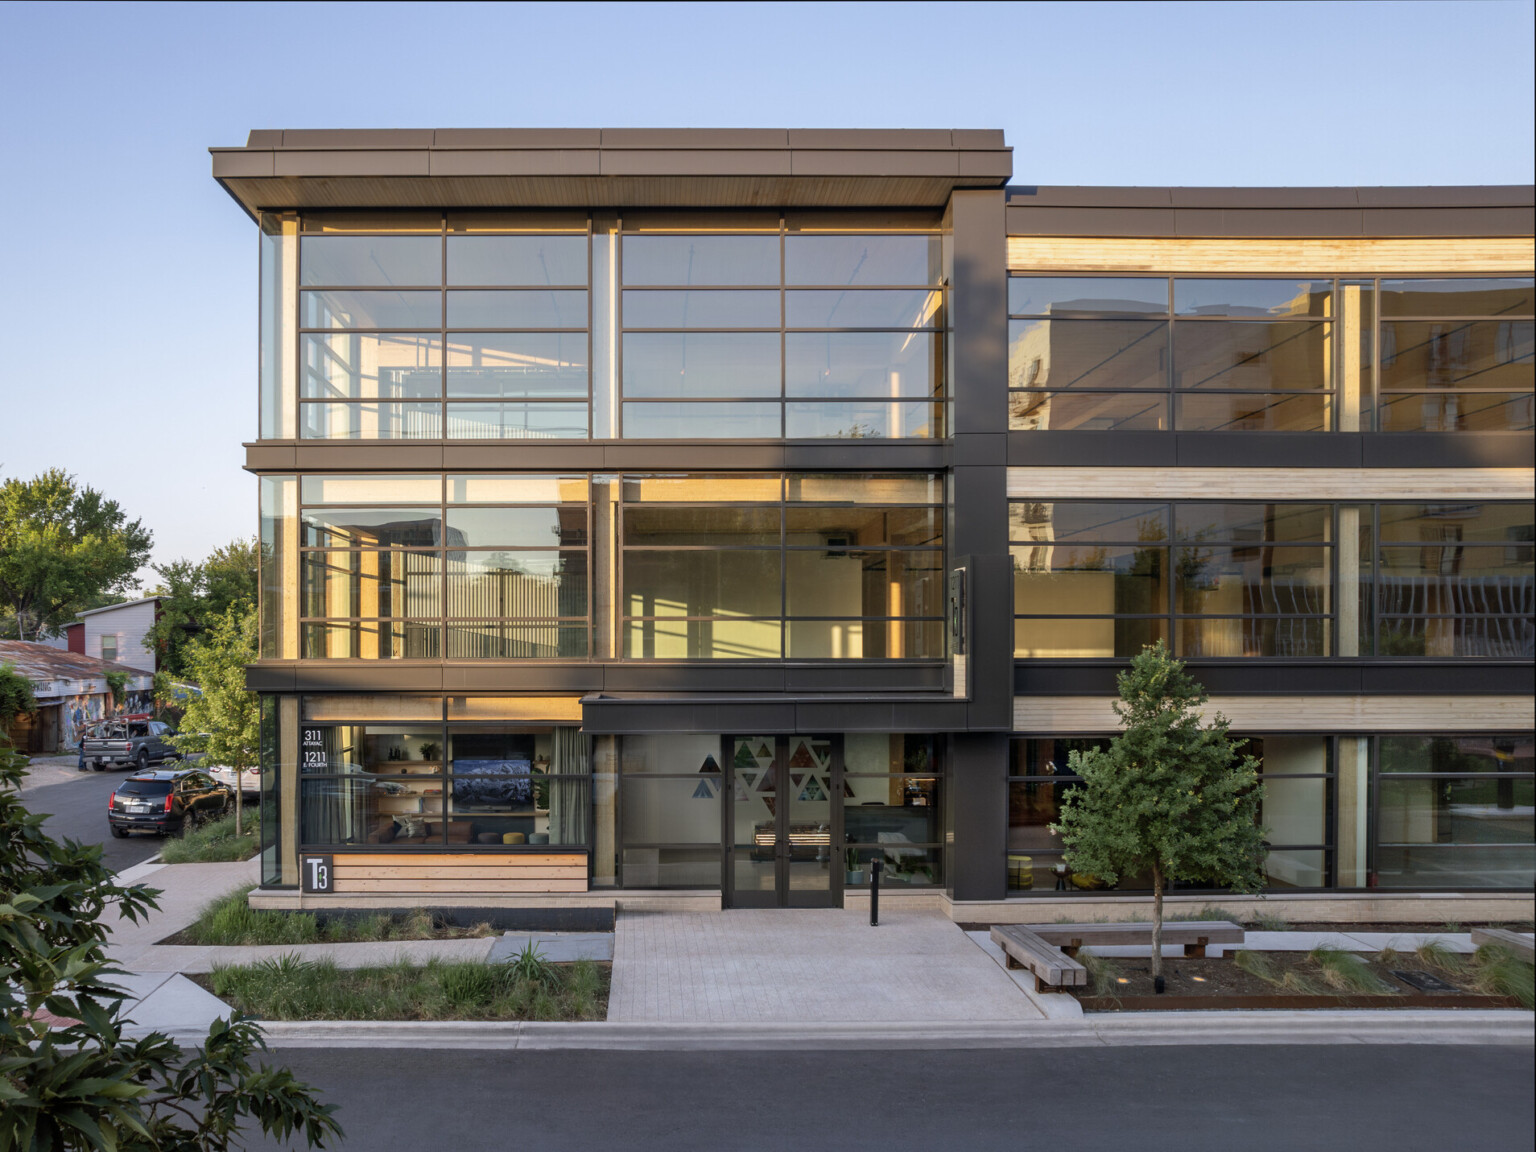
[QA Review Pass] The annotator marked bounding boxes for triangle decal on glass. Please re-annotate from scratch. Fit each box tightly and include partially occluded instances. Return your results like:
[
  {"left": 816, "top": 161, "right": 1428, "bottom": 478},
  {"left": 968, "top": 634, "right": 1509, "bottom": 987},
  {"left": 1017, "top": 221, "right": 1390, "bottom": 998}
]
[
  {"left": 755, "top": 742, "right": 773, "bottom": 760},
  {"left": 699, "top": 754, "right": 721, "bottom": 774},
  {"left": 843, "top": 780, "right": 856, "bottom": 798},
  {"left": 691, "top": 780, "right": 715, "bottom": 800},
  {"left": 756, "top": 764, "right": 777, "bottom": 794},
  {"left": 741, "top": 771, "right": 758, "bottom": 788},
  {"left": 798, "top": 777, "right": 826, "bottom": 802},
  {"left": 733, "top": 743, "right": 757, "bottom": 768},
  {"left": 788, "top": 743, "right": 816, "bottom": 769}
]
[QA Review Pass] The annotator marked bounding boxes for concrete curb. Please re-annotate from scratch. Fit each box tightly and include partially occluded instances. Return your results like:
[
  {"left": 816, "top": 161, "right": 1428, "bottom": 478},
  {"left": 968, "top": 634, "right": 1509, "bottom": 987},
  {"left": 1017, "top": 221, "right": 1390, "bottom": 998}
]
[{"left": 159, "top": 1010, "right": 1536, "bottom": 1052}]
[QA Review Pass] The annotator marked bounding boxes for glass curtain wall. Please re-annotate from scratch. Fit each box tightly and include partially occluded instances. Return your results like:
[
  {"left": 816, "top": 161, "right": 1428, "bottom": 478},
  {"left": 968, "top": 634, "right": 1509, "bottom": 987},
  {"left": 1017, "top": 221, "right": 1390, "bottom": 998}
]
[
  {"left": 292, "top": 213, "right": 591, "bottom": 439},
  {"left": 298, "top": 474, "right": 592, "bottom": 659},
  {"left": 619, "top": 217, "right": 945, "bottom": 439},
  {"left": 1005, "top": 275, "right": 1533, "bottom": 432},
  {"left": 1011, "top": 501, "right": 1334, "bottom": 658},
  {"left": 621, "top": 473, "right": 945, "bottom": 658},
  {"left": 1012, "top": 500, "right": 1534, "bottom": 659}
]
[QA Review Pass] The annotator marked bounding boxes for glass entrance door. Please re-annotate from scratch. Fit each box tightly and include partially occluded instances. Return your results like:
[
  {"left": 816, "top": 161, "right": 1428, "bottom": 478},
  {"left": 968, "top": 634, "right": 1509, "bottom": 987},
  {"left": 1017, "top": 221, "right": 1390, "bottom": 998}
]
[{"left": 726, "top": 735, "right": 839, "bottom": 908}]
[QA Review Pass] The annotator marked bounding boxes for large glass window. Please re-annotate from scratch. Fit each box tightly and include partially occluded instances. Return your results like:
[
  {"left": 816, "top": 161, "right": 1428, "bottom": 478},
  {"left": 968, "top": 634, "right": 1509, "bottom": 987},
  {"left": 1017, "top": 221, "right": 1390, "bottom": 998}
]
[
  {"left": 1005, "top": 735, "right": 1331, "bottom": 893},
  {"left": 1377, "top": 279, "right": 1534, "bottom": 432},
  {"left": 622, "top": 474, "right": 945, "bottom": 659},
  {"left": 1011, "top": 501, "right": 1332, "bottom": 658},
  {"left": 1363, "top": 503, "right": 1534, "bottom": 657},
  {"left": 290, "top": 699, "right": 592, "bottom": 852},
  {"left": 1374, "top": 734, "right": 1534, "bottom": 888},
  {"left": 1007, "top": 274, "right": 1534, "bottom": 433},
  {"left": 618, "top": 734, "right": 724, "bottom": 887},
  {"left": 294, "top": 217, "right": 591, "bottom": 439},
  {"left": 297, "top": 474, "right": 591, "bottom": 659},
  {"left": 620, "top": 227, "right": 945, "bottom": 439}
]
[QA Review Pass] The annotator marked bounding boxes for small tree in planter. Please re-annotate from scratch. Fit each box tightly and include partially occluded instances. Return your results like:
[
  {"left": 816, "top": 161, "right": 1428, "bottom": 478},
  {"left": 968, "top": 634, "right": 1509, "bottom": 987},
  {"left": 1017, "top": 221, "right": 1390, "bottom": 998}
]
[{"left": 1051, "top": 642, "right": 1267, "bottom": 987}]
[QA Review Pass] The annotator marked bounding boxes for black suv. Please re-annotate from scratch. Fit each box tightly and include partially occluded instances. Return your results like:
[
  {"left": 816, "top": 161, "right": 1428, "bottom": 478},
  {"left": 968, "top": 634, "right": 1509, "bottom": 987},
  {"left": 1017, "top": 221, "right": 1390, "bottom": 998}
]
[{"left": 108, "top": 769, "right": 232, "bottom": 838}]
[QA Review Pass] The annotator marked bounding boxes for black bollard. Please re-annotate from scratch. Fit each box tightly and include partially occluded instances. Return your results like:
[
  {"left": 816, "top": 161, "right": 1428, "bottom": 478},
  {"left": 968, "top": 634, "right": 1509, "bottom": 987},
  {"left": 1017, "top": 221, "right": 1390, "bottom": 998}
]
[{"left": 869, "top": 858, "right": 882, "bottom": 926}]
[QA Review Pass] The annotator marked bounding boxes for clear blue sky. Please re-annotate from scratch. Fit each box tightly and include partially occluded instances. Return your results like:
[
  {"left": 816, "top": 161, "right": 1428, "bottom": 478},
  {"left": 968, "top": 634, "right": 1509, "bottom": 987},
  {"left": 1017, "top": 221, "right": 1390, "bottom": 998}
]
[{"left": 1, "top": 0, "right": 1532, "bottom": 589}]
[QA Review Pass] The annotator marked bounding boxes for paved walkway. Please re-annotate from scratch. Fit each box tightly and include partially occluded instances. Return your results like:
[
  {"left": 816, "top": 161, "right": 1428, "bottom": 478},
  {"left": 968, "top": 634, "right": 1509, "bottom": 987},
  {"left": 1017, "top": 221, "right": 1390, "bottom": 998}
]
[{"left": 608, "top": 907, "right": 1043, "bottom": 1023}]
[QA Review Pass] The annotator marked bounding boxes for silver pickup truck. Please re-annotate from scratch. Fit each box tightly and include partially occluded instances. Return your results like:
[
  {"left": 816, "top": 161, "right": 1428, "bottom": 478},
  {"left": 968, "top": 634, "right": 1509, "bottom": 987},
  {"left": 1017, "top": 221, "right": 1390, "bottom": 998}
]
[{"left": 81, "top": 717, "right": 182, "bottom": 772}]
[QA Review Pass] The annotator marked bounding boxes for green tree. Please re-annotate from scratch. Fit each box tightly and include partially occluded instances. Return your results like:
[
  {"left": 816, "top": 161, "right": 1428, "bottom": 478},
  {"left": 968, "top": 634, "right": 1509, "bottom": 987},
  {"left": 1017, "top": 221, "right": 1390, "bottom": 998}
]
[
  {"left": 1052, "top": 641, "right": 1267, "bottom": 984},
  {"left": 170, "top": 603, "right": 258, "bottom": 835},
  {"left": 0, "top": 738, "right": 341, "bottom": 1148},
  {"left": 144, "top": 540, "right": 259, "bottom": 679},
  {"left": 0, "top": 470, "right": 153, "bottom": 641},
  {"left": 0, "top": 663, "right": 37, "bottom": 730}
]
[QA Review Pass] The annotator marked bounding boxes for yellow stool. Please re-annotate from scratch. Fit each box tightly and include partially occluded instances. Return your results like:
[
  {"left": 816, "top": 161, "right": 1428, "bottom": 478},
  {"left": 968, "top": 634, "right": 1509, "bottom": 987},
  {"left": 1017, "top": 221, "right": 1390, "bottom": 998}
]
[
  {"left": 502, "top": 832, "right": 526, "bottom": 845},
  {"left": 1008, "top": 854, "right": 1033, "bottom": 890}
]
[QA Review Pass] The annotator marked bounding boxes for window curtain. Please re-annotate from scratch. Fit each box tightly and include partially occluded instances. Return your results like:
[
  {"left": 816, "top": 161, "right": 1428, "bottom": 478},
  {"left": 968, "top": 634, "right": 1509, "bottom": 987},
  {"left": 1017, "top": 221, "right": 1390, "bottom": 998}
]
[
  {"left": 300, "top": 726, "right": 351, "bottom": 844},
  {"left": 549, "top": 726, "right": 589, "bottom": 845}
]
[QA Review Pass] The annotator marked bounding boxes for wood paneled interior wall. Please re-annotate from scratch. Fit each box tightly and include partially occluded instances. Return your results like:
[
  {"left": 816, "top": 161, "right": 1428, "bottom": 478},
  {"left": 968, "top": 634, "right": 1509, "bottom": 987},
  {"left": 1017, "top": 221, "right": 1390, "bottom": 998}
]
[
  {"left": 330, "top": 852, "right": 587, "bottom": 893},
  {"left": 1006, "top": 467, "right": 1535, "bottom": 502},
  {"left": 1005, "top": 236, "right": 1535, "bottom": 273},
  {"left": 1013, "top": 694, "right": 1536, "bottom": 733}
]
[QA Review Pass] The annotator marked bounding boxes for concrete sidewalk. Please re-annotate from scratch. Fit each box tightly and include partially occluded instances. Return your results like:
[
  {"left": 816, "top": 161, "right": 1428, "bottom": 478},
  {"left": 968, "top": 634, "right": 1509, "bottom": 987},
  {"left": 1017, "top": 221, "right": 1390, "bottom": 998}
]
[{"left": 98, "top": 864, "right": 1531, "bottom": 1048}]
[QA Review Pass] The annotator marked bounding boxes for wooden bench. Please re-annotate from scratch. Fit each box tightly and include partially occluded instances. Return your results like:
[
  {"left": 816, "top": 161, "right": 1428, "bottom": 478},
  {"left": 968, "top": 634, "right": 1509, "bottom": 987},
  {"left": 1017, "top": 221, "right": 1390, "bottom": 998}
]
[
  {"left": 1470, "top": 927, "right": 1536, "bottom": 963},
  {"left": 1032, "top": 920, "right": 1245, "bottom": 959},
  {"left": 990, "top": 925, "right": 1087, "bottom": 992}
]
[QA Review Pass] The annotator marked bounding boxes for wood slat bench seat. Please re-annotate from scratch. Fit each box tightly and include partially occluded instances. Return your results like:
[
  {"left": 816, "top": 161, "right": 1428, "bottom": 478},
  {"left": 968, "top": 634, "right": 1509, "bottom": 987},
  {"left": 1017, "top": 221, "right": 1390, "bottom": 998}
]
[
  {"left": 1470, "top": 927, "right": 1536, "bottom": 963},
  {"left": 1032, "top": 920, "right": 1244, "bottom": 959},
  {"left": 990, "top": 925, "right": 1088, "bottom": 992}
]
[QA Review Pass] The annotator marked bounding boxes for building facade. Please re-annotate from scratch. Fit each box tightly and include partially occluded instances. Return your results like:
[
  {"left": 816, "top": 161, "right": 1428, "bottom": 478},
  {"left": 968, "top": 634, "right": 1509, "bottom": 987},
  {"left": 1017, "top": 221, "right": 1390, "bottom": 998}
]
[{"left": 215, "top": 129, "right": 1534, "bottom": 916}]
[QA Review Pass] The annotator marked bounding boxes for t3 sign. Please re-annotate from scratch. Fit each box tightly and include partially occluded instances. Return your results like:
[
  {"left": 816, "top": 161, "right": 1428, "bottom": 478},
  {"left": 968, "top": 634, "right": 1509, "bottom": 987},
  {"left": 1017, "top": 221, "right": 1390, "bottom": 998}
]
[{"left": 301, "top": 854, "right": 334, "bottom": 893}]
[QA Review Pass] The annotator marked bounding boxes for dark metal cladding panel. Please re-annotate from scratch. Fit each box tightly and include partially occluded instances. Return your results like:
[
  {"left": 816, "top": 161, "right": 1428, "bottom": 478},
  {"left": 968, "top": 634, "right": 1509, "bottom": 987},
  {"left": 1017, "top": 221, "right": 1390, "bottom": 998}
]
[
  {"left": 242, "top": 443, "right": 299, "bottom": 472},
  {"left": 599, "top": 666, "right": 788, "bottom": 693},
  {"left": 291, "top": 444, "right": 444, "bottom": 470},
  {"left": 274, "top": 150, "right": 431, "bottom": 177},
  {"left": 787, "top": 129, "right": 957, "bottom": 149},
  {"left": 1362, "top": 433, "right": 1536, "bottom": 469},
  {"left": 1007, "top": 431, "right": 1176, "bottom": 467},
  {"left": 290, "top": 665, "right": 446, "bottom": 693},
  {"left": 602, "top": 128, "right": 791, "bottom": 148},
  {"left": 440, "top": 665, "right": 603, "bottom": 692},
  {"left": 279, "top": 129, "right": 436, "bottom": 149},
  {"left": 951, "top": 432, "right": 1006, "bottom": 467},
  {"left": 1361, "top": 207, "right": 1536, "bottom": 236},
  {"left": 245, "top": 664, "right": 299, "bottom": 692},
  {"left": 790, "top": 151, "right": 962, "bottom": 177},
  {"left": 950, "top": 190, "right": 1008, "bottom": 437},
  {"left": 783, "top": 665, "right": 947, "bottom": 692},
  {"left": 601, "top": 150, "right": 794, "bottom": 176},
  {"left": 947, "top": 732, "right": 1009, "bottom": 901},
  {"left": 782, "top": 443, "right": 948, "bottom": 470},
  {"left": 1174, "top": 433, "right": 1365, "bottom": 468},
  {"left": 1355, "top": 185, "right": 1535, "bottom": 208},
  {"left": 598, "top": 444, "right": 787, "bottom": 471},
  {"left": 1360, "top": 664, "right": 1536, "bottom": 696},
  {"left": 433, "top": 128, "right": 603, "bottom": 148},
  {"left": 1007, "top": 206, "right": 1178, "bottom": 236},
  {"left": 442, "top": 444, "right": 608, "bottom": 470},
  {"left": 1178, "top": 208, "right": 1368, "bottom": 236}
]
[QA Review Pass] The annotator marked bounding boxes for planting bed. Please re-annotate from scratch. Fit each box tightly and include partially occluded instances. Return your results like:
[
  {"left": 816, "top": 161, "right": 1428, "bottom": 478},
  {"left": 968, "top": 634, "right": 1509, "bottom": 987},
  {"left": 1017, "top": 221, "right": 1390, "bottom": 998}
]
[{"left": 1072, "top": 950, "right": 1529, "bottom": 1012}]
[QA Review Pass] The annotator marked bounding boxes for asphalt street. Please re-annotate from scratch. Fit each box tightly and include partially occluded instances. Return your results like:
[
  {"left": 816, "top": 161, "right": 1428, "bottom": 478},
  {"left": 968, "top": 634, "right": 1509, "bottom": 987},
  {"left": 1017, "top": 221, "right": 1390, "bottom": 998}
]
[
  {"left": 246, "top": 1044, "right": 1536, "bottom": 1152},
  {"left": 18, "top": 755, "right": 166, "bottom": 872}
]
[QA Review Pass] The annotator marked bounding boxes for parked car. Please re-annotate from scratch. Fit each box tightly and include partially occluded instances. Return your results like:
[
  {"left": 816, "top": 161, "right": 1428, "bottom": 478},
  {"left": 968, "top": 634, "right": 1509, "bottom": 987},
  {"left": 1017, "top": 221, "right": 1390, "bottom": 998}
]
[
  {"left": 107, "top": 768, "right": 232, "bottom": 838},
  {"left": 82, "top": 716, "right": 181, "bottom": 772},
  {"left": 207, "top": 763, "right": 261, "bottom": 797}
]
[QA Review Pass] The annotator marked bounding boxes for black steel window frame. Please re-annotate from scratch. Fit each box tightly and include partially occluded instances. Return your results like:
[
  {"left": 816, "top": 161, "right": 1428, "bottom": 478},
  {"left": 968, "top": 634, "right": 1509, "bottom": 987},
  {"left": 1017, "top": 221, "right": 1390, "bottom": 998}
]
[
  {"left": 616, "top": 220, "right": 948, "bottom": 440},
  {"left": 291, "top": 695, "right": 595, "bottom": 857},
  {"left": 1005, "top": 273, "right": 1535, "bottom": 433},
  {"left": 1006, "top": 275, "right": 1337, "bottom": 433},
  {"left": 1361, "top": 501, "right": 1535, "bottom": 659},
  {"left": 296, "top": 473, "right": 594, "bottom": 660},
  {"left": 618, "top": 472, "right": 947, "bottom": 661},
  {"left": 1368, "top": 732, "right": 1534, "bottom": 890},
  {"left": 1009, "top": 499, "right": 1340, "bottom": 661},
  {"left": 1373, "top": 277, "right": 1535, "bottom": 433},
  {"left": 1003, "top": 733, "right": 1337, "bottom": 892},
  {"left": 293, "top": 215, "right": 596, "bottom": 440}
]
